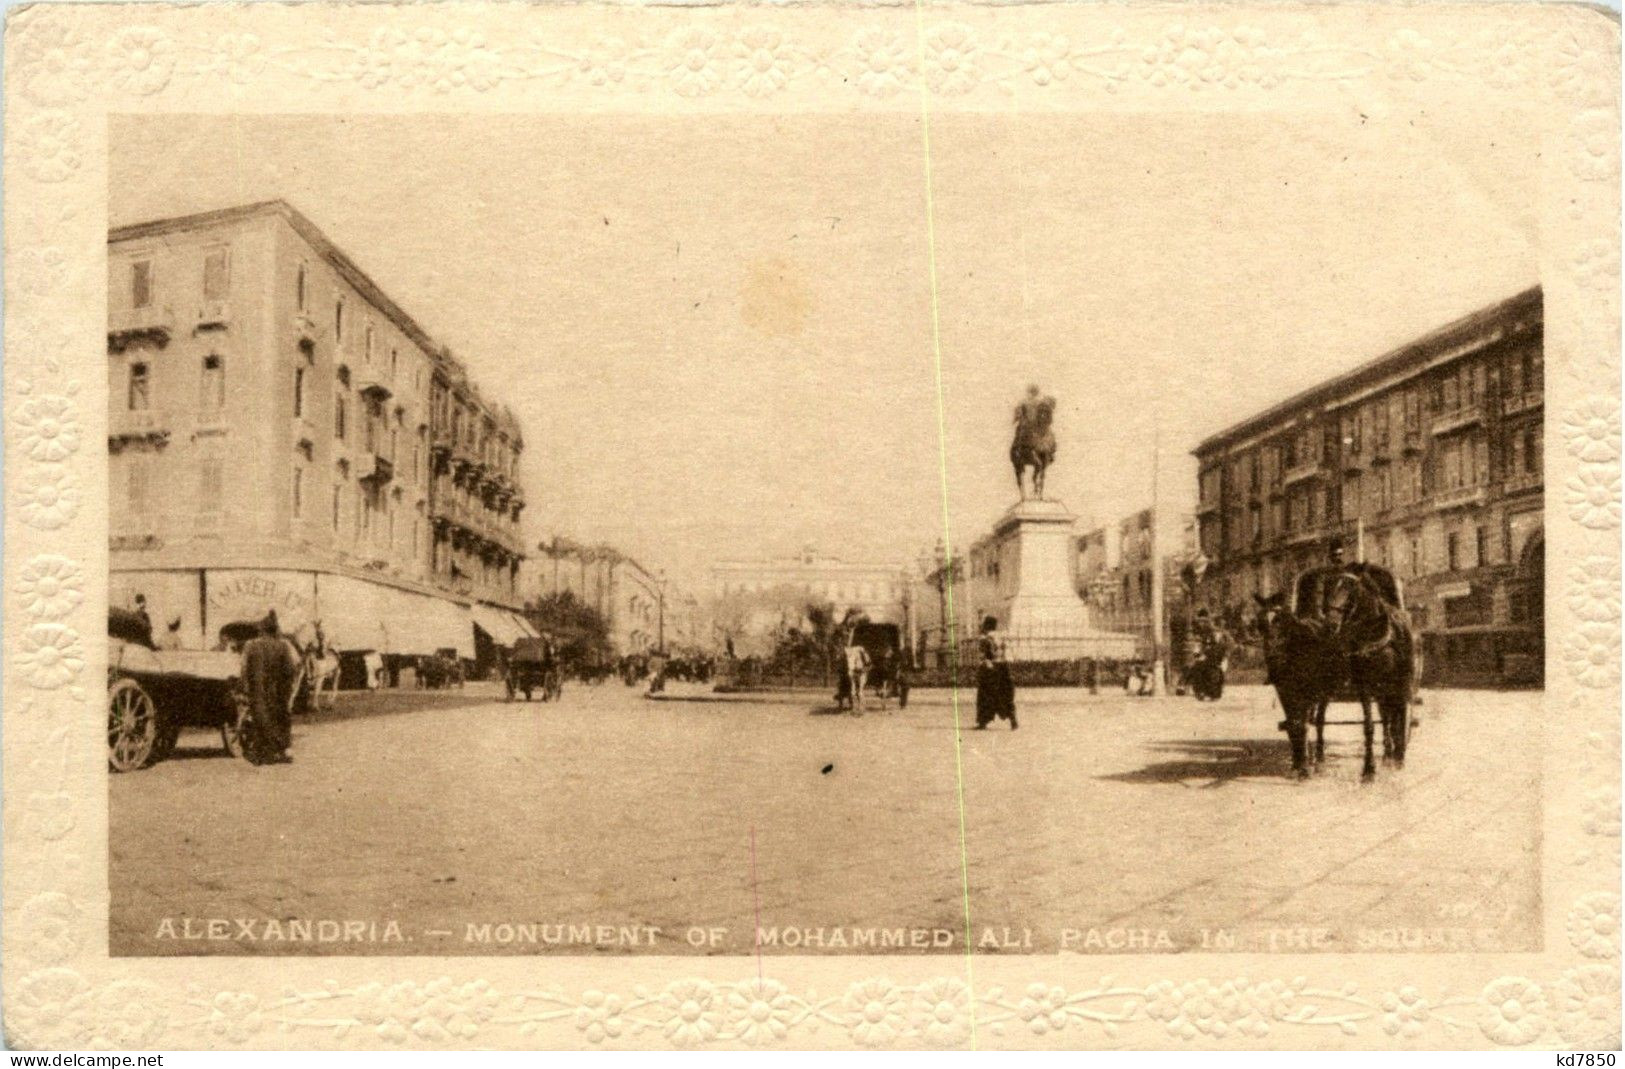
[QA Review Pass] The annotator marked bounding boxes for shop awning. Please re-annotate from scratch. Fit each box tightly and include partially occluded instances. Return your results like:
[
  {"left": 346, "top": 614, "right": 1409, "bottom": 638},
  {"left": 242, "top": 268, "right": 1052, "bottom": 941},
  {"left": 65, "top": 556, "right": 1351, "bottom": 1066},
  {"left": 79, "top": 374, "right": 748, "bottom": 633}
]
[
  {"left": 472, "top": 604, "right": 526, "bottom": 646},
  {"left": 510, "top": 613, "right": 539, "bottom": 639},
  {"left": 393, "top": 592, "right": 474, "bottom": 658}
]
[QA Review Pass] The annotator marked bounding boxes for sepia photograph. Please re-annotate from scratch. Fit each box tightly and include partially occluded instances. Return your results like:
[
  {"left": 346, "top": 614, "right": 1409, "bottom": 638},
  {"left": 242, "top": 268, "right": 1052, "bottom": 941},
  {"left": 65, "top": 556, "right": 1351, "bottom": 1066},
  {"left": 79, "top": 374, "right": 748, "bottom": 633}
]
[
  {"left": 105, "top": 110, "right": 1544, "bottom": 957},
  {"left": 3, "top": 0, "right": 1616, "bottom": 1052}
]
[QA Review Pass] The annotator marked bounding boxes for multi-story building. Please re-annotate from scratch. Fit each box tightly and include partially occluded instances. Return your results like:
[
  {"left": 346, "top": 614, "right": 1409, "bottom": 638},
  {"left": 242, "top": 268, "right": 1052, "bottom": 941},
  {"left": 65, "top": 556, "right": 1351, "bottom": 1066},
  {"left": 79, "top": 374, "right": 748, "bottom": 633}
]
[
  {"left": 711, "top": 549, "right": 911, "bottom": 653},
  {"left": 711, "top": 549, "right": 909, "bottom": 621},
  {"left": 107, "top": 200, "right": 533, "bottom": 663},
  {"left": 1071, "top": 510, "right": 1200, "bottom": 662},
  {"left": 523, "top": 546, "right": 673, "bottom": 654},
  {"left": 1191, "top": 286, "right": 1543, "bottom": 685}
]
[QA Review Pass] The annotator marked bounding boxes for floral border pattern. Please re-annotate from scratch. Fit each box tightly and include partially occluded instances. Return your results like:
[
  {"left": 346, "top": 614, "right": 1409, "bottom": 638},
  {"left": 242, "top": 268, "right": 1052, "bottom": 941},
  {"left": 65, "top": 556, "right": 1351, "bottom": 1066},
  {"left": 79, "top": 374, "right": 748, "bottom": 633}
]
[
  {"left": 2, "top": 1, "right": 1619, "bottom": 1050},
  {"left": 3, "top": 971, "right": 1620, "bottom": 1050}
]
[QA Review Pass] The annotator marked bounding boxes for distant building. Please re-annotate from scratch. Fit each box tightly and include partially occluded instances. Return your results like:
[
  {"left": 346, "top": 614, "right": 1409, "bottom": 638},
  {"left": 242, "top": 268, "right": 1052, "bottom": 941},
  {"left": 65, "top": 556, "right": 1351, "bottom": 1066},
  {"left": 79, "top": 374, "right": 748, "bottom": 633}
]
[
  {"left": 107, "top": 200, "right": 533, "bottom": 664},
  {"left": 1191, "top": 286, "right": 1543, "bottom": 686},
  {"left": 1073, "top": 509, "right": 1199, "bottom": 660},
  {"left": 710, "top": 549, "right": 910, "bottom": 653},
  {"left": 711, "top": 549, "right": 908, "bottom": 622},
  {"left": 524, "top": 547, "right": 671, "bottom": 654}
]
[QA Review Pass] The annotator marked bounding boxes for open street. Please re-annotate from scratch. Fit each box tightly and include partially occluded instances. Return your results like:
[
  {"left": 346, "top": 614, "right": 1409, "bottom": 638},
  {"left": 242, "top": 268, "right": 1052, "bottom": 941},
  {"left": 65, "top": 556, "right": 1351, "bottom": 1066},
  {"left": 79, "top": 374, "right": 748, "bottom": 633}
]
[{"left": 110, "top": 682, "right": 1540, "bottom": 956}]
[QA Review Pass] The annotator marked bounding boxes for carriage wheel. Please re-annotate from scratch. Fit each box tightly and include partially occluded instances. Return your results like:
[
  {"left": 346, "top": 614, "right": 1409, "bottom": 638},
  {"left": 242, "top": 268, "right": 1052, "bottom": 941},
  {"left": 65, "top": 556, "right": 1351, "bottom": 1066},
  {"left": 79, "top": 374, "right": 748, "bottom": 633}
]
[{"left": 108, "top": 678, "right": 158, "bottom": 772}]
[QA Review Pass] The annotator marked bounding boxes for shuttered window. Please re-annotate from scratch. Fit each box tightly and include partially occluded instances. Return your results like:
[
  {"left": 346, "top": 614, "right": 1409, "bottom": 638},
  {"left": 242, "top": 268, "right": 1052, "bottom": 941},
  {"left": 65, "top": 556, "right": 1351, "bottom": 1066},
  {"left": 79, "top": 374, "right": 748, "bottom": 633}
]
[
  {"left": 131, "top": 261, "right": 153, "bottom": 309},
  {"left": 128, "top": 460, "right": 149, "bottom": 516},
  {"left": 199, "top": 458, "right": 224, "bottom": 514},
  {"left": 203, "top": 247, "right": 230, "bottom": 300}
]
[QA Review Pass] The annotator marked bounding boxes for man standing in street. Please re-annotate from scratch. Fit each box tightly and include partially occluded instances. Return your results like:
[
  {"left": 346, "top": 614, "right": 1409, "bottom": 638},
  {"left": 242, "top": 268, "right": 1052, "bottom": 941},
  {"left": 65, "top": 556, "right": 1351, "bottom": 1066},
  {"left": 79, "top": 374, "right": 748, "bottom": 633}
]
[
  {"left": 242, "top": 611, "right": 297, "bottom": 763},
  {"left": 844, "top": 634, "right": 872, "bottom": 715}
]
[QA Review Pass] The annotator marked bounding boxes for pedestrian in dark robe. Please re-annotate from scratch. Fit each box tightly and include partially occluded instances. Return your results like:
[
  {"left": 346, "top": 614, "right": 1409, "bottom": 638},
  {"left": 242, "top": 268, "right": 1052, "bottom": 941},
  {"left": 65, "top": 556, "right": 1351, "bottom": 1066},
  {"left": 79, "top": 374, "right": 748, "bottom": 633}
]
[
  {"left": 974, "top": 616, "right": 1017, "bottom": 730},
  {"left": 242, "top": 611, "right": 297, "bottom": 762}
]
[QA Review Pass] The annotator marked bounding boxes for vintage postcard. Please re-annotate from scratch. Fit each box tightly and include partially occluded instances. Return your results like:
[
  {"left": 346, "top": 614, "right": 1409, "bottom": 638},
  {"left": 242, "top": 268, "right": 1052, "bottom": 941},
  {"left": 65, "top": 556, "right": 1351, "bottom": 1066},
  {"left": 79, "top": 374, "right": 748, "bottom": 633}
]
[{"left": 3, "top": 0, "right": 1620, "bottom": 1051}]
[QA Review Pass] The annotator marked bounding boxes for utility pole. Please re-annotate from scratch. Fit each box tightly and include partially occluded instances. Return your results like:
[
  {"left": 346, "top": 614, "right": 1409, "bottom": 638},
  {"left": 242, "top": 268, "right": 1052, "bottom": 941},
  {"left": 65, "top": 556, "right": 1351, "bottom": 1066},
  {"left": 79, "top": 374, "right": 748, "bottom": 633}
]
[
  {"left": 656, "top": 573, "right": 667, "bottom": 653},
  {"left": 1149, "top": 430, "right": 1167, "bottom": 695}
]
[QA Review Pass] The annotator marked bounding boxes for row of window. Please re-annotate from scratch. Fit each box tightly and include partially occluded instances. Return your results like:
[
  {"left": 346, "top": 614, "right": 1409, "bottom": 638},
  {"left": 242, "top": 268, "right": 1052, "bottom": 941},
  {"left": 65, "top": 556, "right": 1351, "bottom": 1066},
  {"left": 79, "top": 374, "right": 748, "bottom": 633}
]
[
  {"left": 125, "top": 357, "right": 225, "bottom": 414},
  {"left": 1206, "top": 435, "right": 1541, "bottom": 555},
  {"left": 1216, "top": 520, "right": 1504, "bottom": 597},
  {"left": 126, "top": 248, "right": 230, "bottom": 309},
  {"left": 1201, "top": 349, "right": 1545, "bottom": 503},
  {"left": 433, "top": 387, "right": 520, "bottom": 480},
  {"left": 717, "top": 580, "right": 903, "bottom": 602}
]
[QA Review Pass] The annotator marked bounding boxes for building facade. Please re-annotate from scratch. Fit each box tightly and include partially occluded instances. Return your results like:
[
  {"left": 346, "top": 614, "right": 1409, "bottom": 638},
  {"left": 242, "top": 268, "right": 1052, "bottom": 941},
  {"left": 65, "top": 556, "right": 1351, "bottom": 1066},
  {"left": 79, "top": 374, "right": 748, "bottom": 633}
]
[
  {"left": 523, "top": 547, "right": 675, "bottom": 654},
  {"left": 710, "top": 549, "right": 910, "bottom": 654},
  {"left": 1192, "top": 286, "right": 1543, "bottom": 685},
  {"left": 108, "top": 200, "right": 532, "bottom": 662}
]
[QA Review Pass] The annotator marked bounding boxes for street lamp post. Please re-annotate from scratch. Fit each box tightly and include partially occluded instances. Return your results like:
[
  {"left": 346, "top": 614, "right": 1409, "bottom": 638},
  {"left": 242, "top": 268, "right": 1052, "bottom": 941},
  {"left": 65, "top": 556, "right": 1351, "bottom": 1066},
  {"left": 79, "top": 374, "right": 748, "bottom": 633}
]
[{"left": 656, "top": 572, "right": 667, "bottom": 653}]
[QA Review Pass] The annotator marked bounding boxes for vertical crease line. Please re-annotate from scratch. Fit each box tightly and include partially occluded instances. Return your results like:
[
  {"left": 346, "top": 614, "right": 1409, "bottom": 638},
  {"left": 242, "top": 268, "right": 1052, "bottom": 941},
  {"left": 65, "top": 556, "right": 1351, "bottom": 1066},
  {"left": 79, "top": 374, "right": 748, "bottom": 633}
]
[{"left": 912, "top": 0, "right": 977, "bottom": 1050}]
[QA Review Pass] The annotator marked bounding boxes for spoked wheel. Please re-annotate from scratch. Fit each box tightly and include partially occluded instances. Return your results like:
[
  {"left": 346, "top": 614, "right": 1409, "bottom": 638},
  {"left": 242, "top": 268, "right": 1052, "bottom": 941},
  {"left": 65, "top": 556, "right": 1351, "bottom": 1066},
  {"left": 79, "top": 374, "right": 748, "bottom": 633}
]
[{"left": 108, "top": 677, "right": 158, "bottom": 772}]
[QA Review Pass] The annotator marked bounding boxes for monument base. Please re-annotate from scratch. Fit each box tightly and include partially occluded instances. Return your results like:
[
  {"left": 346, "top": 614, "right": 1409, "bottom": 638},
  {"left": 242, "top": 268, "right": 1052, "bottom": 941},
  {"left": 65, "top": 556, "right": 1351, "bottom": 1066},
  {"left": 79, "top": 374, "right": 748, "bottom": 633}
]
[{"left": 986, "top": 498, "right": 1142, "bottom": 661}]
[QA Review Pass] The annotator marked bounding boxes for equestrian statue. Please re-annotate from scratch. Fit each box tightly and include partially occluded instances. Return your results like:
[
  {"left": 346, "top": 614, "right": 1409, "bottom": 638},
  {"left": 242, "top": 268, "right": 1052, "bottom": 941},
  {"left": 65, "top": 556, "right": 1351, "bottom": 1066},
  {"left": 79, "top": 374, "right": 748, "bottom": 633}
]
[{"left": 1011, "top": 384, "right": 1057, "bottom": 500}]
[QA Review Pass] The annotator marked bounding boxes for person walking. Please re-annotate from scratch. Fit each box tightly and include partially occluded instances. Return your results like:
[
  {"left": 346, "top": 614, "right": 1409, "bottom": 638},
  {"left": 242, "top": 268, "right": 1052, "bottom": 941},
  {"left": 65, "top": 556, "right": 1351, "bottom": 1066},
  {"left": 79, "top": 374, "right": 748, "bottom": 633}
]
[
  {"left": 843, "top": 635, "right": 871, "bottom": 715},
  {"left": 974, "top": 616, "right": 1017, "bottom": 729},
  {"left": 242, "top": 611, "right": 298, "bottom": 763},
  {"left": 647, "top": 648, "right": 668, "bottom": 695}
]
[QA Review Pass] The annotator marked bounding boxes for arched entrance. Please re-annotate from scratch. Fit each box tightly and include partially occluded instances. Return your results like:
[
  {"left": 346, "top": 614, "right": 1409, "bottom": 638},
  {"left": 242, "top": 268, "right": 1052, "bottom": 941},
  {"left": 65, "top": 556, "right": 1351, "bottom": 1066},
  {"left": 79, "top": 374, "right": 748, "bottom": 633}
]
[{"left": 1519, "top": 532, "right": 1544, "bottom": 632}]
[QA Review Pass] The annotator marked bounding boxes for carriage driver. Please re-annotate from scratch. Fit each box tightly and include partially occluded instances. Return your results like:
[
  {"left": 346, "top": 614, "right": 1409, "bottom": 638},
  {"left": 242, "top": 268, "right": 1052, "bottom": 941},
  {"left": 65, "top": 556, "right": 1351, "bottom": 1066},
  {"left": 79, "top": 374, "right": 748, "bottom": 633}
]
[{"left": 242, "top": 611, "right": 298, "bottom": 763}]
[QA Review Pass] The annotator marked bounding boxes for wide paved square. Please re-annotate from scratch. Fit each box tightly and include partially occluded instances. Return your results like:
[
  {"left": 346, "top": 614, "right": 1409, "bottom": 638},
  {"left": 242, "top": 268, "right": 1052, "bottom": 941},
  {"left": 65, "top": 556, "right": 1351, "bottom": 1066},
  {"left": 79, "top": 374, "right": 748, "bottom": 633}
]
[{"left": 109, "top": 682, "right": 1541, "bottom": 955}]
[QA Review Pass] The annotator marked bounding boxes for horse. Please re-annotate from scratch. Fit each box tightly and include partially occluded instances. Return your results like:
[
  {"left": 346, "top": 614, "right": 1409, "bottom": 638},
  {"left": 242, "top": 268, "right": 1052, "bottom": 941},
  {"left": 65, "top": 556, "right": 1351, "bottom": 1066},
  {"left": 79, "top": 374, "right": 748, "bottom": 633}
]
[
  {"left": 1252, "top": 593, "right": 1342, "bottom": 779},
  {"left": 1011, "top": 400, "right": 1056, "bottom": 500},
  {"left": 1317, "top": 568, "right": 1415, "bottom": 773},
  {"left": 290, "top": 621, "right": 341, "bottom": 712},
  {"left": 1254, "top": 567, "right": 1416, "bottom": 780}
]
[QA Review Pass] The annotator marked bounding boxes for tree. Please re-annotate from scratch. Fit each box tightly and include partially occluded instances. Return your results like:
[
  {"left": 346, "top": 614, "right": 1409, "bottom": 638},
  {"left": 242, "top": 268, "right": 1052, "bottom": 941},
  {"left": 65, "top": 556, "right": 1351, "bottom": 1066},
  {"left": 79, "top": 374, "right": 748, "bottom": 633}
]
[{"left": 523, "top": 589, "right": 613, "bottom": 668}]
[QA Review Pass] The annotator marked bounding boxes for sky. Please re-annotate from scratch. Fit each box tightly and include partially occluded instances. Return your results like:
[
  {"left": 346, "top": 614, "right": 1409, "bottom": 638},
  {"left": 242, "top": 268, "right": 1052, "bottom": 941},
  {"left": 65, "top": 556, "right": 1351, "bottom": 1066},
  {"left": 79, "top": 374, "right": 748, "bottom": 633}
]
[{"left": 110, "top": 112, "right": 1539, "bottom": 593}]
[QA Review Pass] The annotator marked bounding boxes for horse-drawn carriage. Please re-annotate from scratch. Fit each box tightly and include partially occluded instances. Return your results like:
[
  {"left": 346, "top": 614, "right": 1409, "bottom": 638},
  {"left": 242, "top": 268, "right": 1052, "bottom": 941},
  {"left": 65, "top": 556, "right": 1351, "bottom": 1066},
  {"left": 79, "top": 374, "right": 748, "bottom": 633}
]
[
  {"left": 418, "top": 648, "right": 464, "bottom": 690},
  {"left": 107, "top": 608, "right": 253, "bottom": 771},
  {"left": 1255, "top": 562, "right": 1420, "bottom": 780},
  {"left": 835, "top": 621, "right": 910, "bottom": 710},
  {"left": 505, "top": 637, "right": 561, "bottom": 702}
]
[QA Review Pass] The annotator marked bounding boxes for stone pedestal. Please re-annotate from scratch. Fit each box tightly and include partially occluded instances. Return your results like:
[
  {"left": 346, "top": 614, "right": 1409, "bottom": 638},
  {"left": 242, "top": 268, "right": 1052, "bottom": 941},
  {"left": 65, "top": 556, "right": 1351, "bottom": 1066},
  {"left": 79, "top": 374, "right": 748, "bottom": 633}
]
[{"left": 984, "top": 499, "right": 1140, "bottom": 661}]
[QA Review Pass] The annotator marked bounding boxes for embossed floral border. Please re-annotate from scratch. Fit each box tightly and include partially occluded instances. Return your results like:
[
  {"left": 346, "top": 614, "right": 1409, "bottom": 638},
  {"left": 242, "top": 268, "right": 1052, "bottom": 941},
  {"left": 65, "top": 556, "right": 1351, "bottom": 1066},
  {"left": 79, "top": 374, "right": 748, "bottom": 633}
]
[{"left": 3, "top": 1, "right": 1619, "bottom": 1051}]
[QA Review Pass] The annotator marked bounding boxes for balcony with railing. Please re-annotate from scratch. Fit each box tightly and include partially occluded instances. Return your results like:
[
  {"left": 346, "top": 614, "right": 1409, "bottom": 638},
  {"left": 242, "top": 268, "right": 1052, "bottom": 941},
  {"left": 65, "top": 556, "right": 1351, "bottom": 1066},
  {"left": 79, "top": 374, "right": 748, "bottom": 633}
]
[
  {"left": 109, "top": 408, "right": 170, "bottom": 447},
  {"left": 108, "top": 306, "right": 175, "bottom": 349},
  {"left": 1430, "top": 403, "right": 1485, "bottom": 436},
  {"left": 1503, "top": 469, "right": 1542, "bottom": 495},
  {"left": 357, "top": 453, "right": 394, "bottom": 484},
  {"left": 357, "top": 373, "right": 392, "bottom": 402},
  {"left": 1286, "top": 522, "right": 1332, "bottom": 547},
  {"left": 1282, "top": 459, "right": 1325, "bottom": 485},
  {"left": 193, "top": 300, "right": 232, "bottom": 331},
  {"left": 1503, "top": 389, "right": 1543, "bottom": 416},
  {"left": 1433, "top": 483, "right": 1488, "bottom": 510}
]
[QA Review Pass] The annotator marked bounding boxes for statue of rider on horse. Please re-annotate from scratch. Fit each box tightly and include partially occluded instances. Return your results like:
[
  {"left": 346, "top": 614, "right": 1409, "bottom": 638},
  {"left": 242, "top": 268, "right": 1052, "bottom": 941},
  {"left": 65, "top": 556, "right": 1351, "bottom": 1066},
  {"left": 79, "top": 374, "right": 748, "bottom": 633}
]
[{"left": 1011, "top": 384, "right": 1057, "bottom": 500}]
